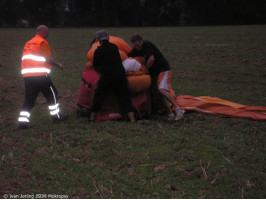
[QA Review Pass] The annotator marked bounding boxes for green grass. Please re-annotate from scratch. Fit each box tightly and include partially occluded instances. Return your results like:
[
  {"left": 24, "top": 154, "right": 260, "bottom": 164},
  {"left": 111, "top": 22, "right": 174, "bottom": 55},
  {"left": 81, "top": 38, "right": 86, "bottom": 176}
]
[{"left": 0, "top": 26, "right": 266, "bottom": 198}]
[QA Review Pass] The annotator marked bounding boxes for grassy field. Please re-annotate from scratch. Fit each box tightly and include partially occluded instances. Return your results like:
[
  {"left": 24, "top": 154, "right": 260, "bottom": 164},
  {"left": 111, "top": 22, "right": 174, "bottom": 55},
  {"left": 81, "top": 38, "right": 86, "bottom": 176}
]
[{"left": 0, "top": 26, "right": 265, "bottom": 198}]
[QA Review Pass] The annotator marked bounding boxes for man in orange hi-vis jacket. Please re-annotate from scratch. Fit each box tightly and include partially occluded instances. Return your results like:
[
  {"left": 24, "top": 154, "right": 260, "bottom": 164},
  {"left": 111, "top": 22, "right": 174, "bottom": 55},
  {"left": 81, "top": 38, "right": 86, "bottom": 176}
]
[{"left": 18, "top": 25, "right": 68, "bottom": 129}]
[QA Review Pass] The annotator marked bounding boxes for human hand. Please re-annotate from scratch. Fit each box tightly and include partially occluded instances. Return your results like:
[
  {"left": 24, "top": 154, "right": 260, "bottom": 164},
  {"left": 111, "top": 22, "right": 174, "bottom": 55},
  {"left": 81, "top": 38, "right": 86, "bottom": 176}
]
[{"left": 59, "top": 63, "right": 64, "bottom": 70}]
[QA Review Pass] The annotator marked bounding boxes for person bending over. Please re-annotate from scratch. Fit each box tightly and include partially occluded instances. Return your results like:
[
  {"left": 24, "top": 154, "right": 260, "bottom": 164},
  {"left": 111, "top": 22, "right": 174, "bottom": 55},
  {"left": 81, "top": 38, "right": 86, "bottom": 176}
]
[
  {"left": 89, "top": 30, "right": 135, "bottom": 122},
  {"left": 128, "top": 34, "right": 184, "bottom": 121}
]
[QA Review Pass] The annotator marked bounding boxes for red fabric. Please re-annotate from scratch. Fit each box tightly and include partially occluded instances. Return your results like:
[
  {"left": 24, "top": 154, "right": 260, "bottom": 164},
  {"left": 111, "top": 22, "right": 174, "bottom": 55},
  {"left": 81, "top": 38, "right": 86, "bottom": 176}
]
[
  {"left": 176, "top": 95, "right": 266, "bottom": 120},
  {"left": 77, "top": 68, "right": 99, "bottom": 109},
  {"left": 77, "top": 68, "right": 151, "bottom": 122}
]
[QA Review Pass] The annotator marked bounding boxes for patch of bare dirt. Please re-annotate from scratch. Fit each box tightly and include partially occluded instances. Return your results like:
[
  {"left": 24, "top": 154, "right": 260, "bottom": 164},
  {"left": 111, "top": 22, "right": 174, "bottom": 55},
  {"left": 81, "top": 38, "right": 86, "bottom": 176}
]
[{"left": 0, "top": 77, "right": 24, "bottom": 103}]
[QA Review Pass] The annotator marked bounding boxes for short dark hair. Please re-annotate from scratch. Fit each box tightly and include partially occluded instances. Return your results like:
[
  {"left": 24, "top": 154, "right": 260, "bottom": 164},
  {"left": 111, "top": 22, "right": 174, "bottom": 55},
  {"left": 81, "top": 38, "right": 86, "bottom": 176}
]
[{"left": 130, "top": 34, "right": 143, "bottom": 43}]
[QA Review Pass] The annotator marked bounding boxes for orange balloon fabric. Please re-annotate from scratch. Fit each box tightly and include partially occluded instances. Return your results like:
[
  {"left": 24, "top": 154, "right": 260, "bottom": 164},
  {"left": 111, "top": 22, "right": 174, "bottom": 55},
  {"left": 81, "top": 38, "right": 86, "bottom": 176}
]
[
  {"left": 127, "top": 75, "right": 151, "bottom": 93},
  {"left": 85, "top": 36, "right": 152, "bottom": 95},
  {"left": 176, "top": 95, "right": 266, "bottom": 120},
  {"left": 87, "top": 36, "right": 131, "bottom": 63}
]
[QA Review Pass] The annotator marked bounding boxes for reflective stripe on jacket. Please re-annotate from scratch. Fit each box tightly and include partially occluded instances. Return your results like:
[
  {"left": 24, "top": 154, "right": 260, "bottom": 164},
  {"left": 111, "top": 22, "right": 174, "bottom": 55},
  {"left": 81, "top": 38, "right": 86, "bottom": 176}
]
[{"left": 21, "top": 35, "right": 51, "bottom": 77}]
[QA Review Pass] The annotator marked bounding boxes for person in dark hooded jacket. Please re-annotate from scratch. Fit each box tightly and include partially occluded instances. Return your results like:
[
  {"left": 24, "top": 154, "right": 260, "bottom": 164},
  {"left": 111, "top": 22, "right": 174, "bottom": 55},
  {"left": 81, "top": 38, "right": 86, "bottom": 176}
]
[{"left": 89, "top": 30, "right": 135, "bottom": 122}]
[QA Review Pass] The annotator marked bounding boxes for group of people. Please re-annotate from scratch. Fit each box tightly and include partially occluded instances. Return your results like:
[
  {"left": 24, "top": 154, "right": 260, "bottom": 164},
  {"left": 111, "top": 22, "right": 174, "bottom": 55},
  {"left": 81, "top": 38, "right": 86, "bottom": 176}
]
[{"left": 18, "top": 25, "right": 185, "bottom": 129}]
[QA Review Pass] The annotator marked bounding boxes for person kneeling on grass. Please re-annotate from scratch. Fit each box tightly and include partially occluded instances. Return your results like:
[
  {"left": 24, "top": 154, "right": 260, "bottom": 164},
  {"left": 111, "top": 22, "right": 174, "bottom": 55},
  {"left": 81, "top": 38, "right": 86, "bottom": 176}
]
[
  {"left": 128, "top": 34, "right": 184, "bottom": 121},
  {"left": 89, "top": 30, "right": 135, "bottom": 123}
]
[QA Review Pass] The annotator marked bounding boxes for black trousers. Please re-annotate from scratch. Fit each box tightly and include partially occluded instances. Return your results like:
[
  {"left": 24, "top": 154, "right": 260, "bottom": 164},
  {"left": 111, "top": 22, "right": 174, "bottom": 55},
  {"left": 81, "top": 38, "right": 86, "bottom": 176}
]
[
  {"left": 21, "top": 76, "right": 59, "bottom": 113},
  {"left": 91, "top": 76, "right": 134, "bottom": 114}
]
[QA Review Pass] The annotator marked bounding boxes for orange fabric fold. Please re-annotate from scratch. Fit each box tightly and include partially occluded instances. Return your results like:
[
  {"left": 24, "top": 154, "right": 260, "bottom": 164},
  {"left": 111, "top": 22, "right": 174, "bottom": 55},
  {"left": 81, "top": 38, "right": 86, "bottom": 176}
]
[{"left": 176, "top": 95, "right": 266, "bottom": 120}]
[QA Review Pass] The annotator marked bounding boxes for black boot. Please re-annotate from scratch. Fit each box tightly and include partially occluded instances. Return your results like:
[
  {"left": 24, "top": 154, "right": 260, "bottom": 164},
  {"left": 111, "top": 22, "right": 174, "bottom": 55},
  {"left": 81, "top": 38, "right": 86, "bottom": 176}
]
[
  {"left": 18, "top": 122, "right": 30, "bottom": 129},
  {"left": 52, "top": 114, "right": 69, "bottom": 124}
]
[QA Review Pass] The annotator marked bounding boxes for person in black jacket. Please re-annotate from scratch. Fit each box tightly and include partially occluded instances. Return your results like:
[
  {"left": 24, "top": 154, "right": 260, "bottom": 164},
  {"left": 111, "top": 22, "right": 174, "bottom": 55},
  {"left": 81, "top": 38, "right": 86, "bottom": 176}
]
[
  {"left": 128, "top": 34, "right": 185, "bottom": 121},
  {"left": 89, "top": 30, "right": 135, "bottom": 122}
]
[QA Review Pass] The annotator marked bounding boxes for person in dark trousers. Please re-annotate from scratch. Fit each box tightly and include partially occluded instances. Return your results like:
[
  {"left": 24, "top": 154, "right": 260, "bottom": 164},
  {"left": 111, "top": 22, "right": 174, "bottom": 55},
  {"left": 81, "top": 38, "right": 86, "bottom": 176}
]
[
  {"left": 89, "top": 30, "right": 135, "bottom": 122},
  {"left": 18, "top": 25, "right": 68, "bottom": 129},
  {"left": 128, "top": 34, "right": 185, "bottom": 121}
]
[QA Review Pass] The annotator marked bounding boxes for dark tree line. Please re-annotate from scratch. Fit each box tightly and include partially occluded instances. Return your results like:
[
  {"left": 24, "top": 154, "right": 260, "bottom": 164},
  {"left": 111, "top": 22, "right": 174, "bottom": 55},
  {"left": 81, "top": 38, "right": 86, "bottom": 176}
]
[{"left": 0, "top": 0, "right": 265, "bottom": 27}]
